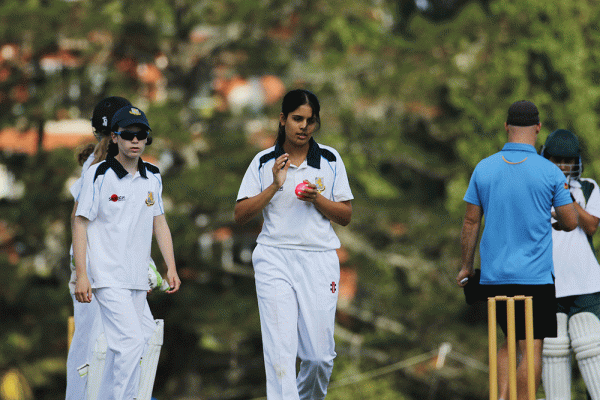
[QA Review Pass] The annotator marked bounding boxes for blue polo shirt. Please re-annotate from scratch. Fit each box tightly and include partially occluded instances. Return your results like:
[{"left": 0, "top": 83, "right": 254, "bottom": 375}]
[{"left": 464, "top": 143, "right": 572, "bottom": 285}]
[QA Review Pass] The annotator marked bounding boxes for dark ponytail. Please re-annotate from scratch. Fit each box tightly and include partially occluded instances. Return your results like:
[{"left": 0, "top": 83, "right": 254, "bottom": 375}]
[{"left": 275, "top": 89, "right": 321, "bottom": 146}]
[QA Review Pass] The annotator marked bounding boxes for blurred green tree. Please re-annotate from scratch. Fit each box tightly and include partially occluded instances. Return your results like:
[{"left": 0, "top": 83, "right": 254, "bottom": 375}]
[{"left": 2, "top": 0, "right": 600, "bottom": 399}]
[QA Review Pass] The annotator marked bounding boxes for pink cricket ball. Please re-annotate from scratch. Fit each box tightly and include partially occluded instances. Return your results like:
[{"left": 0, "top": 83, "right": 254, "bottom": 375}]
[{"left": 295, "top": 182, "right": 309, "bottom": 197}]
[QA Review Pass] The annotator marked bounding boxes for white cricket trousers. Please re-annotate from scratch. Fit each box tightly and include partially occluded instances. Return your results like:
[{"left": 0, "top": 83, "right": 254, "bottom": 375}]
[
  {"left": 252, "top": 244, "right": 339, "bottom": 400},
  {"left": 94, "top": 288, "right": 147, "bottom": 400},
  {"left": 95, "top": 300, "right": 158, "bottom": 399},
  {"left": 66, "top": 295, "right": 103, "bottom": 400}
]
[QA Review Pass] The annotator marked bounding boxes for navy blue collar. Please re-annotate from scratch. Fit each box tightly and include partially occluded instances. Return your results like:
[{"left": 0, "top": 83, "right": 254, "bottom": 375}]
[
  {"left": 106, "top": 155, "right": 148, "bottom": 179},
  {"left": 274, "top": 137, "right": 322, "bottom": 169}
]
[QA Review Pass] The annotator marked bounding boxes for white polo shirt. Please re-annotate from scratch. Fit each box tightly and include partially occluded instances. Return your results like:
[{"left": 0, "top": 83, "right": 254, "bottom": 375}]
[
  {"left": 70, "top": 154, "right": 96, "bottom": 199},
  {"left": 552, "top": 178, "right": 600, "bottom": 298},
  {"left": 237, "top": 138, "right": 353, "bottom": 251},
  {"left": 76, "top": 155, "right": 164, "bottom": 290}
]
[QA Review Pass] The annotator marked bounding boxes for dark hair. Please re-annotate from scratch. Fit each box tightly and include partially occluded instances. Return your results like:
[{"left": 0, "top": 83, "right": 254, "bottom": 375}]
[
  {"left": 107, "top": 140, "right": 119, "bottom": 158},
  {"left": 275, "top": 89, "right": 321, "bottom": 146}
]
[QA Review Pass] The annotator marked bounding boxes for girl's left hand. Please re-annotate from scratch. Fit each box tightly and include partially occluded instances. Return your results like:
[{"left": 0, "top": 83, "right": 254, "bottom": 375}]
[{"left": 297, "top": 180, "right": 318, "bottom": 203}]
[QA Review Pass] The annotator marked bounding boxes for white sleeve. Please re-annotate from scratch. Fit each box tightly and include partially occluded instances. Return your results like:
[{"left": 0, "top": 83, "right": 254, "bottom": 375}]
[
  {"left": 332, "top": 152, "right": 353, "bottom": 202},
  {"left": 584, "top": 179, "right": 600, "bottom": 220},
  {"left": 236, "top": 155, "right": 262, "bottom": 201},
  {"left": 153, "top": 173, "right": 164, "bottom": 216},
  {"left": 69, "top": 154, "right": 95, "bottom": 200},
  {"left": 75, "top": 164, "right": 99, "bottom": 221}
]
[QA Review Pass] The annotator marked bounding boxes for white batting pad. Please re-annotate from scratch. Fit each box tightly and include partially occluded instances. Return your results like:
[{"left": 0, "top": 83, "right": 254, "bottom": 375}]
[
  {"left": 569, "top": 312, "right": 600, "bottom": 400},
  {"left": 137, "top": 319, "right": 164, "bottom": 400},
  {"left": 542, "top": 313, "right": 571, "bottom": 400}
]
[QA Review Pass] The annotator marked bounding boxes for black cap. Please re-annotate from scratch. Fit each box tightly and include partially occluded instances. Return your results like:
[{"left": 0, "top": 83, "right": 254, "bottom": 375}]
[
  {"left": 111, "top": 105, "right": 151, "bottom": 131},
  {"left": 91, "top": 96, "right": 132, "bottom": 138},
  {"left": 506, "top": 100, "right": 540, "bottom": 126}
]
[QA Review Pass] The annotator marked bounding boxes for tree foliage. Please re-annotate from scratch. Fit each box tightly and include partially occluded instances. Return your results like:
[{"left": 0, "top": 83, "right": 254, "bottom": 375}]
[{"left": 1, "top": 0, "right": 599, "bottom": 398}]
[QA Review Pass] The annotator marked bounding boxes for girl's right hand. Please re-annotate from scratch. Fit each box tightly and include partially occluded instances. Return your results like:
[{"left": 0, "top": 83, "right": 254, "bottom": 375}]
[
  {"left": 272, "top": 153, "right": 290, "bottom": 188},
  {"left": 75, "top": 276, "right": 93, "bottom": 303}
]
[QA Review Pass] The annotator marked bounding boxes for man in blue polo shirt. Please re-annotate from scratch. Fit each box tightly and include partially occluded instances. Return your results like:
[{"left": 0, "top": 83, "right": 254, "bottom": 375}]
[{"left": 457, "top": 100, "right": 578, "bottom": 400}]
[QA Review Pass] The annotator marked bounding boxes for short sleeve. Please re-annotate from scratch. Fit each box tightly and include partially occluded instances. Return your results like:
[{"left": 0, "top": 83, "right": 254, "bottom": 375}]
[
  {"left": 584, "top": 179, "right": 600, "bottom": 219},
  {"left": 237, "top": 156, "right": 262, "bottom": 201},
  {"left": 463, "top": 168, "right": 481, "bottom": 206},
  {"left": 75, "top": 164, "right": 100, "bottom": 221},
  {"left": 152, "top": 173, "right": 164, "bottom": 217},
  {"left": 70, "top": 154, "right": 96, "bottom": 200},
  {"left": 332, "top": 153, "right": 353, "bottom": 202},
  {"left": 552, "top": 169, "right": 572, "bottom": 208}
]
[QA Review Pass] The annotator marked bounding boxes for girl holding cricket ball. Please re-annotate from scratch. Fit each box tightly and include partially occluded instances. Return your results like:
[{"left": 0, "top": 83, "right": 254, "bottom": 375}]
[{"left": 235, "top": 89, "right": 353, "bottom": 400}]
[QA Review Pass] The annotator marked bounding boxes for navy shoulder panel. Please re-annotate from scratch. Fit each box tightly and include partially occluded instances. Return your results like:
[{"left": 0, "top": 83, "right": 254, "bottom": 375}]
[
  {"left": 93, "top": 163, "right": 110, "bottom": 182},
  {"left": 145, "top": 163, "right": 160, "bottom": 175},
  {"left": 259, "top": 150, "right": 278, "bottom": 169},
  {"left": 320, "top": 147, "right": 337, "bottom": 162}
]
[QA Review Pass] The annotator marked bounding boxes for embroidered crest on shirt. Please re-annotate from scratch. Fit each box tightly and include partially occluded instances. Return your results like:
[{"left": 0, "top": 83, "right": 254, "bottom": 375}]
[
  {"left": 330, "top": 281, "right": 337, "bottom": 293},
  {"left": 315, "top": 177, "right": 326, "bottom": 193},
  {"left": 145, "top": 191, "right": 155, "bottom": 206}
]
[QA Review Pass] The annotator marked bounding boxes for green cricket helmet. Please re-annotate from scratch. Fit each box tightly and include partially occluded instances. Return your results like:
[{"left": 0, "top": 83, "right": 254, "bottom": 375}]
[{"left": 541, "top": 129, "right": 581, "bottom": 180}]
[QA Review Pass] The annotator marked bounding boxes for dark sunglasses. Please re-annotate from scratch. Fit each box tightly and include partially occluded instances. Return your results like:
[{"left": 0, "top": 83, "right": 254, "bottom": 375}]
[{"left": 114, "top": 130, "right": 150, "bottom": 141}]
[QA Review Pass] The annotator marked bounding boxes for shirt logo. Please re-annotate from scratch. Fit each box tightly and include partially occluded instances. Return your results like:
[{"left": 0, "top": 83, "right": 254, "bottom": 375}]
[
  {"left": 145, "top": 191, "right": 155, "bottom": 206},
  {"left": 109, "top": 194, "right": 125, "bottom": 202},
  {"left": 315, "top": 177, "right": 325, "bottom": 193},
  {"left": 330, "top": 281, "right": 337, "bottom": 293},
  {"left": 129, "top": 108, "right": 141, "bottom": 116},
  {"left": 564, "top": 183, "right": 569, "bottom": 190}
]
